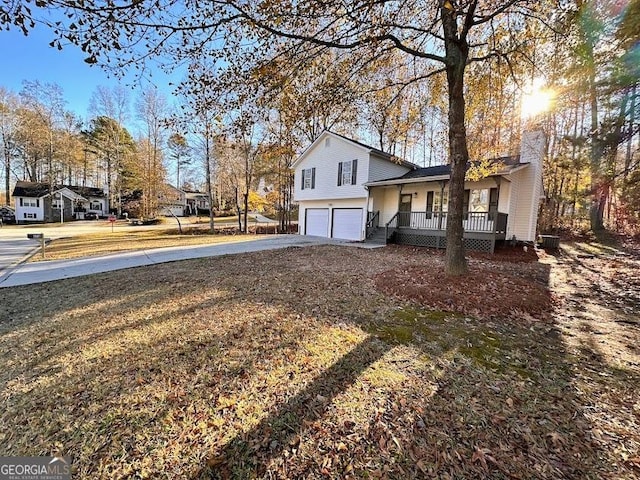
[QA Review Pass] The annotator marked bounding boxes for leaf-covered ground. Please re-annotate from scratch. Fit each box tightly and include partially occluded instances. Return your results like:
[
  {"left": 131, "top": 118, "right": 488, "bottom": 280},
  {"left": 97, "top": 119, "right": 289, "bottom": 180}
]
[{"left": 1, "top": 241, "right": 639, "bottom": 479}]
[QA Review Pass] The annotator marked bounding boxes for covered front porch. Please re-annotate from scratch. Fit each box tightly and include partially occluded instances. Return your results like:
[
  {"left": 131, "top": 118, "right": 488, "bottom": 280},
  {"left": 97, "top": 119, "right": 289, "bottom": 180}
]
[{"left": 365, "top": 178, "right": 511, "bottom": 253}]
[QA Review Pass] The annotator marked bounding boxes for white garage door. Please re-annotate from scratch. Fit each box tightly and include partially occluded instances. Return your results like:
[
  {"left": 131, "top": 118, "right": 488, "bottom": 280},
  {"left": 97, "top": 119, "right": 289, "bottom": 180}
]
[
  {"left": 332, "top": 208, "right": 363, "bottom": 241},
  {"left": 164, "top": 206, "right": 184, "bottom": 217},
  {"left": 305, "top": 208, "right": 329, "bottom": 237}
]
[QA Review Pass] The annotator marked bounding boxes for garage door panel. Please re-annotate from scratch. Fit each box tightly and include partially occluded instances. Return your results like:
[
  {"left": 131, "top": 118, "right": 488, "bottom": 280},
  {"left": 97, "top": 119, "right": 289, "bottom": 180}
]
[
  {"left": 332, "top": 208, "right": 363, "bottom": 240},
  {"left": 306, "top": 208, "right": 329, "bottom": 237}
]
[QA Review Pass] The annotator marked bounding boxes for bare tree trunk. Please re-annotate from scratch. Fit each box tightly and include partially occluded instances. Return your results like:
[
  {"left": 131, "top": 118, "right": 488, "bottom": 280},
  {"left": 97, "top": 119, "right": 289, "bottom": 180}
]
[
  {"left": 235, "top": 186, "right": 242, "bottom": 231},
  {"left": 3, "top": 150, "right": 9, "bottom": 205},
  {"left": 623, "top": 82, "right": 636, "bottom": 193},
  {"left": 243, "top": 191, "right": 249, "bottom": 234},
  {"left": 584, "top": 32, "right": 606, "bottom": 232},
  {"left": 205, "top": 129, "right": 215, "bottom": 234}
]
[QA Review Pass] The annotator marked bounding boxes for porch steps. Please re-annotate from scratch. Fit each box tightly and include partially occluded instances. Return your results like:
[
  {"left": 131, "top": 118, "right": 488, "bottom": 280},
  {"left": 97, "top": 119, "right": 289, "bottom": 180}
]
[{"left": 365, "top": 228, "right": 387, "bottom": 245}]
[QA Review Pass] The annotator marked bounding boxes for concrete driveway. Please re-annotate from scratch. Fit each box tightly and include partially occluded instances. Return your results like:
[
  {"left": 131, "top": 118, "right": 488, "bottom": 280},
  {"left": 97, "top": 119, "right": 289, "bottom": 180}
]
[
  {"left": 0, "top": 235, "right": 348, "bottom": 288},
  {"left": 0, "top": 215, "right": 273, "bottom": 273}
]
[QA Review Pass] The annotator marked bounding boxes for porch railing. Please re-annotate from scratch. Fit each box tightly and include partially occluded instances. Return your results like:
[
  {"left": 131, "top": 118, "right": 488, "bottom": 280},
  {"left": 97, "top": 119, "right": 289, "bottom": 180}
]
[
  {"left": 366, "top": 210, "right": 380, "bottom": 238},
  {"left": 391, "top": 211, "right": 508, "bottom": 234},
  {"left": 385, "top": 212, "right": 399, "bottom": 242}
]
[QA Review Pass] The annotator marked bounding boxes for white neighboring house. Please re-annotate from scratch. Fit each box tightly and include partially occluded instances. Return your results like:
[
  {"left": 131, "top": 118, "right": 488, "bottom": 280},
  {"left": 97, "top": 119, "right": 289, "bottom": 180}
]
[
  {"left": 12, "top": 181, "right": 107, "bottom": 223},
  {"left": 293, "top": 130, "right": 546, "bottom": 252},
  {"left": 159, "top": 184, "right": 187, "bottom": 217}
]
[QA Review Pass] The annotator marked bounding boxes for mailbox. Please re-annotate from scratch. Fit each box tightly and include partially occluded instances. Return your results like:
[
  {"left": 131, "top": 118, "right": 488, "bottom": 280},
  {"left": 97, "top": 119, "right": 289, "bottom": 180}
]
[{"left": 27, "top": 233, "right": 44, "bottom": 239}]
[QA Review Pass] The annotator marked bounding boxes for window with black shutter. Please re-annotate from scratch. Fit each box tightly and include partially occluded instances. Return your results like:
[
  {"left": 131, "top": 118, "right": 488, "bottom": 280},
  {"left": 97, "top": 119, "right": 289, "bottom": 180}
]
[
  {"left": 338, "top": 160, "right": 357, "bottom": 186},
  {"left": 426, "top": 191, "right": 434, "bottom": 219},
  {"left": 463, "top": 189, "right": 470, "bottom": 220},
  {"left": 489, "top": 187, "right": 499, "bottom": 220}
]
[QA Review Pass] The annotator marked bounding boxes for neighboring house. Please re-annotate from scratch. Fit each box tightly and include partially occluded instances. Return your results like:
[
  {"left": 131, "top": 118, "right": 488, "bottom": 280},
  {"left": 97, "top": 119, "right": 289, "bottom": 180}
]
[
  {"left": 256, "top": 177, "right": 274, "bottom": 197},
  {"left": 159, "top": 184, "right": 187, "bottom": 217},
  {"left": 293, "top": 130, "right": 546, "bottom": 252},
  {"left": 184, "top": 191, "right": 210, "bottom": 215},
  {"left": 12, "top": 181, "right": 107, "bottom": 223}
]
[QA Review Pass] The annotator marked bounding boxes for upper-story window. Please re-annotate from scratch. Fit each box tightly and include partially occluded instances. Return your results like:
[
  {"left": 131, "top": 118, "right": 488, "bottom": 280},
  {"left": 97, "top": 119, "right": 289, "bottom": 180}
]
[
  {"left": 337, "top": 159, "right": 358, "bottom": 186},
  {"left": 301, "top": 168, "right": 315, "bottom": 190},
  {"left": 20, "top": 198, "right": 39, "bottom": 207}
]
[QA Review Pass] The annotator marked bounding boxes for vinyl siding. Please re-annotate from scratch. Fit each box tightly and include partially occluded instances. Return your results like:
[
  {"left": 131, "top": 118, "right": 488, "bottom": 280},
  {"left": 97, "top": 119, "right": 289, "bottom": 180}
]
[
  {"left": 367, "top": 155, "right": 412, "bottom": 182},
  {"left": 498, "top": 180, "right": 511, "bottom": 214},
  {"left": 511, "top": 129, "right": 546, "bottom": 242},
  {"left": 369, "top": 186, "right": 400, "bottom": 226},
  {"left": 294, "top": 136, "right": 369, "bottom": 202},
  {"left": 510, "top": 165, "right": 540, "bottom": 242},
  {"left": 15, "top": 197, "right": 45, "bottom": 222}
]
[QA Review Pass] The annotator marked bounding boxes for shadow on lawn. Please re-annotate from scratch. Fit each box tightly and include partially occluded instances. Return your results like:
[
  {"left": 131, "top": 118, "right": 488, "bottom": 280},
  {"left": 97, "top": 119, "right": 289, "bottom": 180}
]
[
  {"left": 189, "top": 319, "right": 611, "bottom": 478},
  {"left": 1, "top": 246, "right": 637, "bottom": 479},
  {"left": 186, "top": 252, "right": 627, "bottom": 479}
]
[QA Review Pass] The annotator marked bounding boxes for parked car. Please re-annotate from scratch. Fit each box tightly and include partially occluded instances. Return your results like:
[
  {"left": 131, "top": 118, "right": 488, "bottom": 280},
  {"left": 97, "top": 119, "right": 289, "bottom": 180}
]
[
  {"left": 0, "top": 206, "right": 16, "bottom": 224},
  {"left": 84, "top": 212, "right": 99, "bottom": 220}
]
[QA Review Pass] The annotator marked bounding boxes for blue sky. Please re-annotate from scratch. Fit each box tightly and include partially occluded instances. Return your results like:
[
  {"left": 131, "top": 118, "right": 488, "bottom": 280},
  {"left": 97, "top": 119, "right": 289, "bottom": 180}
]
[{"left": 0, "top": 24, "right": 180, "bottom": 121}]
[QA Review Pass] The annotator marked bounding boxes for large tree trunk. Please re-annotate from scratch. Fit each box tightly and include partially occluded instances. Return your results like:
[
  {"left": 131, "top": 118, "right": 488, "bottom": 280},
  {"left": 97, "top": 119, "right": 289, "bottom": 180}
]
[{"left": 442, "top": 1, "right": 471, "bottom": 276}]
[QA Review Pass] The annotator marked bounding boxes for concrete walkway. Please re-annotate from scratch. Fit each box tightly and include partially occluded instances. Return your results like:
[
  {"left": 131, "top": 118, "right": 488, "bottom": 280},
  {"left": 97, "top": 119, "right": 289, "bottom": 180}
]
[{"left": 0, "top": 235, "right": 357, "bottom": 288}]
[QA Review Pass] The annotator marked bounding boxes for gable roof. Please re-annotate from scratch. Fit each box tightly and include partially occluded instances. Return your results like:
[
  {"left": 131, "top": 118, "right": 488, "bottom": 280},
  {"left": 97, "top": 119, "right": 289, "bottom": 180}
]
[
  {"left": 292, "top": 131, "right": 417, "bottom": 170},
  {"left": 66, "top": 185, "right": 106, "bottom": 198},
  {"left": 365, "top": 156, "right": 527, "bottom": 186},
  {"left": 12, "top": 181, "right": 52, "bottom": 198},
  {"left": 12, "top": 181, "right": 105, "bottom": 199}
]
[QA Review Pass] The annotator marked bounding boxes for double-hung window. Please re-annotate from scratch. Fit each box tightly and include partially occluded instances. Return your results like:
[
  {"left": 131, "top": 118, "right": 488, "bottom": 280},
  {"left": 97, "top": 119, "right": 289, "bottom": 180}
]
[
  {"left": 337, "top": 159, "right": 358, "bottom": 186},
  {"left": 301, "top": 168, "right": 315, "bottom": 190}
]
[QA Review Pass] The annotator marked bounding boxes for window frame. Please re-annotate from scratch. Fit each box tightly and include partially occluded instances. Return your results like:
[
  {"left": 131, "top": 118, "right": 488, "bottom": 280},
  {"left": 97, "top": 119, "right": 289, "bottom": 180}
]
[{"left": 341, "top": 161, "right": 352, "bottom": 186}]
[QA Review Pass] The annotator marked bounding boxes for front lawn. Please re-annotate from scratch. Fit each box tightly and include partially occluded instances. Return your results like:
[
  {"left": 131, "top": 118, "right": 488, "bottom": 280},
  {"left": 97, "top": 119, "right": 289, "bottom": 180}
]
[
  {"left": 27, "top": 230, "right": 260, "bottom": 262},
  {"left": 1, "top": 244, "right": 638, "bottom": 479}
]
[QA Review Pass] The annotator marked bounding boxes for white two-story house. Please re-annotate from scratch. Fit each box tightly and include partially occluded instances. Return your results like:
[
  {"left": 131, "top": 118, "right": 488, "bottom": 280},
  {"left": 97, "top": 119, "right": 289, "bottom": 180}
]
[
  {"left": 293, "top": 130, "right": 546, "bottom": 252},
  {"left": 12, "top": 181, "right": 108, "bottom": 223},
  {"left": 293, "top": 131, "right": 413, "bottom": 241}
]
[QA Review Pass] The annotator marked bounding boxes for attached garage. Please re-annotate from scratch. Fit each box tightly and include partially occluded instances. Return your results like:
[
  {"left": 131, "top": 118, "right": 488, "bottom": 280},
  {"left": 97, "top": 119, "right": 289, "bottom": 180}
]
[
  {"left": 163, "top": 205, "right": 185, "bottom": 217},
  {"left": 305, "top": 208, "right": 329, "bottom": 237},
  {"left": 332, "top": 208, "right": 363, "bottom": 241}
]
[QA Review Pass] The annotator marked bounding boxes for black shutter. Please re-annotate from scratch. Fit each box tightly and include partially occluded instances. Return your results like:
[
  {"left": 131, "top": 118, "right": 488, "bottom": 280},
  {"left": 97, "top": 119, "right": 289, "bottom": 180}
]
[
  {"left": 20, "top": 198, "right": 23, "bottom": 206},
  {"left": 36, "top": 198, "right": 40, "bottom": 208},
  {"left": 337, "top": 162, "right": 343, "bottom": 186},
  {"left": 489, "top": 187, "right": 499, "bottom": 220},
  {"left": 311, "top": 168, "right": 316, "bottom": 189},
  {"left": 426, "top": 191, "right": 434, "bottom": 219},
  {"left": 351, "top": 159, "right": 357, "bottom": 185},
  {"left": 301, "top": 169, "right": 305, "bottom": 190},
  {"left": 463, "top": 190, "right": 470, "bottom": 220}
]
